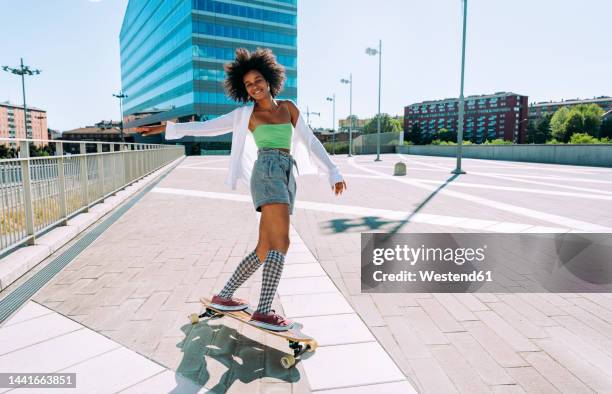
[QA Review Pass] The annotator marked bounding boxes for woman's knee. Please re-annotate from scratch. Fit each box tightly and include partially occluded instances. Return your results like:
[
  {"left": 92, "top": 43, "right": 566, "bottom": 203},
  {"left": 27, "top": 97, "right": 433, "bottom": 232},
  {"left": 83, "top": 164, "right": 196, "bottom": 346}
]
[{"left": 269, "top": 237, "right": 289, "bottom": 254}]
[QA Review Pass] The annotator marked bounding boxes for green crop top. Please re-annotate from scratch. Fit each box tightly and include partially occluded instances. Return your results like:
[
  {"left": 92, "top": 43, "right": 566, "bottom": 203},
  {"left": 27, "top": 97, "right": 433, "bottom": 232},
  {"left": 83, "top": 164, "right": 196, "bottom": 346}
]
[{"left": 252, "top": 123, "right": 292, "bottom": 150}]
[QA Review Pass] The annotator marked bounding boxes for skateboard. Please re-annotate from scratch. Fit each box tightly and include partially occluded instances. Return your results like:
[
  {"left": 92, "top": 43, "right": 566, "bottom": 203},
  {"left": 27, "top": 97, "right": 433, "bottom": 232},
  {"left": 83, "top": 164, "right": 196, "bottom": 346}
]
[{"left": 189, "top": 297, "right": 318, "bottom": 369}]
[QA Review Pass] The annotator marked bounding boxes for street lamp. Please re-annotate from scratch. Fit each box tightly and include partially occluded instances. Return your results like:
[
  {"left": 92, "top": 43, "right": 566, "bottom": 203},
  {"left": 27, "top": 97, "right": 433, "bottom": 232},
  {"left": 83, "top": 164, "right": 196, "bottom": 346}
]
[
  {"left": 305, "top": 105, "right": 321, "bottom": 127},
  {"left": 113, "top": 91, "right": 128, "bottom": 143},
  {"left": 366, "top": 40, "right": 383, "bottom": 161},
  {"left": 340, "top": 74, "right": 353, "bottom": 156},
  {"left": 2, "top": 58, "right": 41, "bottom": 140},
  {"left": 326, "top": 95, "right": 336, "bottom": 155},
  {"left": 452, "top": 0, "right": 468, "bottom": 175}
]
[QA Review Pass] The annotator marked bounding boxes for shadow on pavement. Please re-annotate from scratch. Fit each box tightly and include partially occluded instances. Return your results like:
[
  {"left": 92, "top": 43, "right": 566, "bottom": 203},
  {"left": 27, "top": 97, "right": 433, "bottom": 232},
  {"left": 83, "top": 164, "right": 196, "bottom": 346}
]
[
  {"left": 171, "top": 319, "right": 301, "bottom": 393},
  {"left": 323, "top": 174, "right": 461, "bottom": 237}
]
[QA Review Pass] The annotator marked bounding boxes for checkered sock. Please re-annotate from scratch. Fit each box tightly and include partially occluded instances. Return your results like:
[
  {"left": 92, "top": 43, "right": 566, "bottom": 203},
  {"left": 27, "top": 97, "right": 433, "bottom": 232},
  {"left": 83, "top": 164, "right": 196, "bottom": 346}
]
[
  {"left": 218, "top": 249, "right": 262, "bottom": 298},
  {"left": 255, "top": 249, "right": 285, "bottom": 314}
]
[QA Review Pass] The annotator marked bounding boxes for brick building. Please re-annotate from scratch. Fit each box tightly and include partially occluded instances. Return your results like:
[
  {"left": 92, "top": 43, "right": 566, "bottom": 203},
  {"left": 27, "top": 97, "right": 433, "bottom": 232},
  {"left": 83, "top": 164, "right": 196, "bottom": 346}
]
[{"left": 405, "top": 92, "right": 529, "bottom": 143}]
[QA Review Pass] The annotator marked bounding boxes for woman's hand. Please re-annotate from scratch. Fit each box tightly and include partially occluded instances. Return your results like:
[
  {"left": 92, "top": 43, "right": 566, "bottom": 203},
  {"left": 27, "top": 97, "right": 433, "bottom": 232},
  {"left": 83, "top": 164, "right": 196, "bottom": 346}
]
[
  {"left": 133, "top": 124, "right": 166, "bottom": 136},
  {"left": 332, "top": 180, "right": 347, "bottom": 196}
]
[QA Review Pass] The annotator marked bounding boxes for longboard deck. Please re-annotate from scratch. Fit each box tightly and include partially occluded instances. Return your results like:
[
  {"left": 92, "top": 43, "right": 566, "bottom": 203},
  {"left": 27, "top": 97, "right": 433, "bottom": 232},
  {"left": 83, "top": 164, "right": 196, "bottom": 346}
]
[{"left": 197, "top": 297, "right": 315, "bottom": 345}]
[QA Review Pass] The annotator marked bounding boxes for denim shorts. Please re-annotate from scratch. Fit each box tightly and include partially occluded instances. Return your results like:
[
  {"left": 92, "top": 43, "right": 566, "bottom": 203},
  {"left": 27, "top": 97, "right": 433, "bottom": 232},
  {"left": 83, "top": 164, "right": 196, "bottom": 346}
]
[{"left": 251, "top": 147, "right": 298, "bottom": 215}]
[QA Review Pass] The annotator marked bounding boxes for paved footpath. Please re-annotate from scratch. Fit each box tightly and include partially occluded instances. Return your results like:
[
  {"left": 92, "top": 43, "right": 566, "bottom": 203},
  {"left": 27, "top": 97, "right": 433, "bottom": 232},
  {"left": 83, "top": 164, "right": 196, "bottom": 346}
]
[{"left": 1, "top": 153, "right": 612, "bottom": 393}]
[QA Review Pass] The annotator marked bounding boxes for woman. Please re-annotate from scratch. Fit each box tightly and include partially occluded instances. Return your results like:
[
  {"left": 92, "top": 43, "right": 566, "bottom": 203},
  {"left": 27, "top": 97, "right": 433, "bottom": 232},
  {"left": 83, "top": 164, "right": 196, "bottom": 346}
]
[{"left": 136, "top": 48, "right": 347, "bottom": 331}]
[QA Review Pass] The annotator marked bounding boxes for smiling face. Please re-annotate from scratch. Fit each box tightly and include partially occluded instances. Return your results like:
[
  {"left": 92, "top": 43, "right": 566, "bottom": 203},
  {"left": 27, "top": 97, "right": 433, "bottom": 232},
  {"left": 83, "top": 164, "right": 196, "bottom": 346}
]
[{"left": 243, "top": 70, "right": 270, "bottom": 102}]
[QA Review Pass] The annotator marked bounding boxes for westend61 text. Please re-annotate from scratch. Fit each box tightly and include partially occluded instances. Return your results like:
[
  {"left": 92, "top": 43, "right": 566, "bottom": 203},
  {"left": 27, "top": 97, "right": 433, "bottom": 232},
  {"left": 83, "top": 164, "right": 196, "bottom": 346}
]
[{"left": 373, "top": 270, "right": 493, "bottom": 283}]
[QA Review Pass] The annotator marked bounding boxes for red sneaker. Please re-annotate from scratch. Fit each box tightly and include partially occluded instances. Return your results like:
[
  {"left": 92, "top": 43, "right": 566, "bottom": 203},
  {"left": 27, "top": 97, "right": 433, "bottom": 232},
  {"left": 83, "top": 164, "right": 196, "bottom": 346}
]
[
  {"left": 249, "top": 309, "right": 295, "bottom": 331},
  {"left": 210, "top": 295, "right": 250, "bottom": 311}
]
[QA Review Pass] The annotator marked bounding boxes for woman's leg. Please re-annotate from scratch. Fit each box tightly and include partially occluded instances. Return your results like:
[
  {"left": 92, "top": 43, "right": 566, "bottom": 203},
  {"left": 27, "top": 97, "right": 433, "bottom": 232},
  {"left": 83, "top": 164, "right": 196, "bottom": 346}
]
[
  {"left": 255, "top": 203, "right": 290, "bottom": 314},
  {"left": 216, "top": 214, "right": 269, "bottom": 298}
]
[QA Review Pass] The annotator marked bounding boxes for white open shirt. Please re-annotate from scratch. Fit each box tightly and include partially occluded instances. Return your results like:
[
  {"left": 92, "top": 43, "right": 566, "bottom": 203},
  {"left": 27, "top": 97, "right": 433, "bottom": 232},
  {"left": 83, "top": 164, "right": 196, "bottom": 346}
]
[{"left": 165, "top": 103, "right": 344, "bottom": 191}]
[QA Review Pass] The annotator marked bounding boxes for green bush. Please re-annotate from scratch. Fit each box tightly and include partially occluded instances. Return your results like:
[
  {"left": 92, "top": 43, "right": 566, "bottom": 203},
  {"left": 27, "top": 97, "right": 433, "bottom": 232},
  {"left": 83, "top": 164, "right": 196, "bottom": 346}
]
[
  {"left": 570, "top": 133, "right": 599, "bottom": 144},
  {"left": 483, "top": 138, "right": 513, "bottom": 145},
  {"left": 323, "top": 141, "right": 349, "bottom": 154}
]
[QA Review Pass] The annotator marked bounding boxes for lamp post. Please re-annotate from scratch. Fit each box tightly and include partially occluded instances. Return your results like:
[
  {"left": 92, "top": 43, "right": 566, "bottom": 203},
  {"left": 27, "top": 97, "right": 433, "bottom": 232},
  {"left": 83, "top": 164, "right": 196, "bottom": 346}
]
[
  {"left": 113, "top": 91, "right": 128, "bottom": 143},
  {"left": 326, "top": 94, "right": 336, "bottom": 155},
  {"left": 340, "top": 74, "right": 353, "bottom": 156},
  {"left": 366, "top": 40, "right": 383, "bottom": 161},
  {"left": 305, "top": 105, "right": 321, "bottom": 128},
  {"left": 2, "top": 58, "right": 41, "bottom": 140},
  {"left": 452, "top": 0, "right": 468, "bottom": 175}
]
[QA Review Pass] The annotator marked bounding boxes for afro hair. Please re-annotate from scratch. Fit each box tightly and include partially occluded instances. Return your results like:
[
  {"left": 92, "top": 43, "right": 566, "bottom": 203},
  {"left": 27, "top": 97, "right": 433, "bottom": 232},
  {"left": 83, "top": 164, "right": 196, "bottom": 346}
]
[{"left": 224, "top": 47, "right": 286, "bottom": 104}]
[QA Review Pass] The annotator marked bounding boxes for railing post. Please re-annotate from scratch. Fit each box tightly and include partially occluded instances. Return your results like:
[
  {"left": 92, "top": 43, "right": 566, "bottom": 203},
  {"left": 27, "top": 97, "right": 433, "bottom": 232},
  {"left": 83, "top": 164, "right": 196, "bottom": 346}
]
[
  {"left": 56, "top": 142, "right": 68, "bottom": 225},
  {"left": 18, "top": 140, "right": 35, "bottom": 245},
  {"left": 122, "top": 144, "right": 129, "bottom": 185},
  {"left": 79, "top": 142, "right": 89, "bottom": 212},
  {"left": 111, "top": 143, "right": 117, "bottom": 195},
  {"left": 96, "top": 142, "right": 105, "bottom": 202},
  {"left": 136, "top": 144, "right": 142, "bottom": 179}
]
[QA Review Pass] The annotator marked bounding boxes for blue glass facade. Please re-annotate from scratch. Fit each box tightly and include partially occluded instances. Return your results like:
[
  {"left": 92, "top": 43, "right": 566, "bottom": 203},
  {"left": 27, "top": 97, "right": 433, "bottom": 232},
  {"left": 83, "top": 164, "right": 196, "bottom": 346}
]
[{"left": 120, "top": 0, "right": 297, "bottom": 132}]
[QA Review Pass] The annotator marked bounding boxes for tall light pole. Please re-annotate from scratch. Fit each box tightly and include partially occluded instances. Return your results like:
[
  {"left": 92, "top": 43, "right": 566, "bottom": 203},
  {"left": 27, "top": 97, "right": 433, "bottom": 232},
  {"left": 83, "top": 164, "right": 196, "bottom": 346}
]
[
  {"left": 305, "top": 105, "right": 321, "bottom": 127},
  {"left": 2, "top": 58, "right": 41, "bottom": 140},
  {"left": 340, "top": 74, "right": 353, "bottom": 156},
  {"left": 113, "top": 91, "right": 128, "bottom": 143},
  {"left": 326, "top": 94, "right": 336, "bottom": 155},
  {"left": 366, "top": 39, "right": 383, "bottom": 161},
  {"left": 452, "top": 0, "right": 468, "bottom": 175}
]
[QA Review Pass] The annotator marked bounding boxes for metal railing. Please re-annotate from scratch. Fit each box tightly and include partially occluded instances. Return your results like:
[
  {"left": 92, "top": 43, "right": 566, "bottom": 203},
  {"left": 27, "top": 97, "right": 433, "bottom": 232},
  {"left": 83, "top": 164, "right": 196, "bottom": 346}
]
[{"left": 0, "top": 138, "right": 184, "bottom": 256}]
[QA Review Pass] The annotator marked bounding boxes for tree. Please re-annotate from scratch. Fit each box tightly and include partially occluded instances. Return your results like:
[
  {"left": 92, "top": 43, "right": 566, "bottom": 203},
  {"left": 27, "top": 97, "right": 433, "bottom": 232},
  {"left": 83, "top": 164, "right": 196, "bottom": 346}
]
[
  {"left": 550, "top": 107, "right": 571, "bottom": 142},
  {"left": 537, "top": 113, "right": 552, "bottom": 142},
  {"left": 437, "top": 128, "right": 455, "bottom": 142},
  {"left": 0, "top": 145, "right": 8, "bottom": 159},
  {"left": 526, "top": 120, "right": 538, "bottom": 144},
  {"left": 600, "top": 117, "right": 612, "bottom": 139},
  {"left": 363, "top": 113, "right": 402, "bottom": 134},
  {"left": 550, "top": 104, "right": 604, "bottom": 142},
  {"left": 577, "top": 104, "right": 603, "bottom": 136},
  {"left": 408, "top": 123, "right": 422, "bottom": 145}
]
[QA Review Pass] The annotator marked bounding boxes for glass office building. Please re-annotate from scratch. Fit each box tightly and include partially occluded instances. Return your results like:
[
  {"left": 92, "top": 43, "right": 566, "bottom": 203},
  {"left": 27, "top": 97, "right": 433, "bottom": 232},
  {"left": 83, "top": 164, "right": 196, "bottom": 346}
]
[{"left": 120, "top": 0, "right": 298, "bottom": 142}]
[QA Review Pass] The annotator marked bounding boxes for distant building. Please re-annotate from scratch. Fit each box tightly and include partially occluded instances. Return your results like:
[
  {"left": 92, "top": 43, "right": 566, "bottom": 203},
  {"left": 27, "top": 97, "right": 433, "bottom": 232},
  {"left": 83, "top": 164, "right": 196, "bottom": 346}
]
[
  {"left": 62, "top": 122, "right": 134, "bottom": 153},
  {"left": 0, "top": 101, "right": 48, "bottom": 147},
  {"left": 405, "top": 92, "right": 529, "bottom": 143},
  {"left": 48, "top": 129, "right": 62, "bottom": 140},
  {"left": 338, "top": 117, "right": 368, "bottom": 132},
  {"left": 529, "top": 96, "right": 612, "bottom": 121}
]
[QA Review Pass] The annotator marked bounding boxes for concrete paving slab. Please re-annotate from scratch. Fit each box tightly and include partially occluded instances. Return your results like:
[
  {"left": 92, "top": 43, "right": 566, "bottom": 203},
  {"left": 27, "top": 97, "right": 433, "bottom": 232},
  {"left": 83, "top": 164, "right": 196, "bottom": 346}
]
[
  {"left": 281, "top": 293, "right": 354, "bottom": 318},
  {"left": 295, "top": 314, "right": 375, "bottom": 347},
  {"left": 281, "top": 263, "right": 327, "bottom": 279},
  {"left": 0, "top": 312, "right": 82, "bottom": 356},
  {"left": 0, "top": 299, "right": 53, "bottom": 327},
  {"left": 277, "top": 276, "right": 338, "bottom": 296},
  {"left": 118, "top": 370, "right": 206, "bottom": 393},
  {"left": 300, "top": 342, "right": 406, "bottom": 391},
  {"left": 314, "top": 380, "right": 417, "bottom": 394}
]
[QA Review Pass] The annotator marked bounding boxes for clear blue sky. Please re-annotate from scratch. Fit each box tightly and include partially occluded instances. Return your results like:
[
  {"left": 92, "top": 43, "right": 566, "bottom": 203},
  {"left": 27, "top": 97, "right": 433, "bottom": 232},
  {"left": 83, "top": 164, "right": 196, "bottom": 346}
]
[{"left": 1, "top": 0, "right": 610, "bottom": 132}]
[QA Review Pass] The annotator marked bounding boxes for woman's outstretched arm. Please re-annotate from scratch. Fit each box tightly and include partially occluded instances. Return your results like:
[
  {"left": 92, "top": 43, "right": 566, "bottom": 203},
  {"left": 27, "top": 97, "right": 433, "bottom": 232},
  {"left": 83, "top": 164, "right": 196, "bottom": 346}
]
[
  {"left": 134, "top": 108, "right": 238, "bottom": 139},
  {"left": 286, "top": 100, "right": 347, "bottom": 195}
]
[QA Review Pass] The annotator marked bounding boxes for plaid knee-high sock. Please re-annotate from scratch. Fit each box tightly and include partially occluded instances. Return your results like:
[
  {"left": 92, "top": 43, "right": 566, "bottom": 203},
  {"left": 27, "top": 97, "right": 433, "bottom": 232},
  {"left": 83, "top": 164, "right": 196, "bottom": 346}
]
[
  {"left": 218, "top": 249, "right": 262, "bottom": 298},
  {"left": 255, "top": 249, "right": 285, "bottom": 314}
]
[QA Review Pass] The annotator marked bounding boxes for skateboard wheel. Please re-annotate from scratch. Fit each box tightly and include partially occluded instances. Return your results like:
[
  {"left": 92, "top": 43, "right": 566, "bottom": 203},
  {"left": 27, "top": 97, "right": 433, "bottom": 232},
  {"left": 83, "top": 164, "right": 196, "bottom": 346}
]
[
  {"left": 280, "top": 355, "right": 296, "bottom": 369},
  {"left": 205, "top": 308, "right": 222, "bottom": 318},
  {"left": 307, "top": 340, "right": 318, "bottom": 352},
  {"left": 189, "top": 313, "right": 199, "bottom": 325}
]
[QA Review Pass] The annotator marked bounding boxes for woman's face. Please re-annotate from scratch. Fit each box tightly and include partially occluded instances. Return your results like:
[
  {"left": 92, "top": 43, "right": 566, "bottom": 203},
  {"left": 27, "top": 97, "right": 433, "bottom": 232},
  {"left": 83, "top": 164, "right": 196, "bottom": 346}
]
[{"left": 243, "top": 70, "right": 269, "bottom": 101}]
